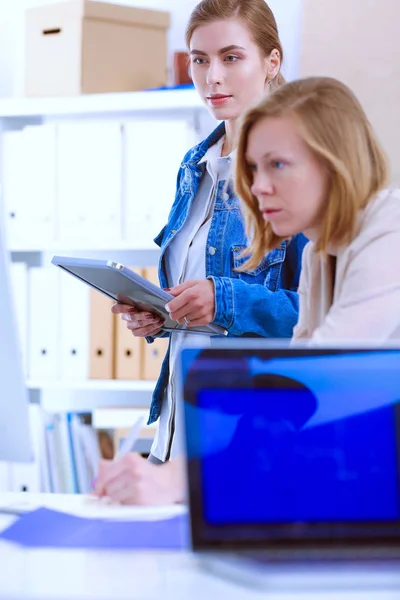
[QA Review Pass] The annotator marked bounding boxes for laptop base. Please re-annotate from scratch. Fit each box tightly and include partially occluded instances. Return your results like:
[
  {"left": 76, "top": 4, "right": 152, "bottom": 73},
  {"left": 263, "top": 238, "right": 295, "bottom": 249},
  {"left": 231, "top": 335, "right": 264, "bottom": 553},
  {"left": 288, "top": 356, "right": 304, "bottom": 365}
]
[{"left": 196, "top": 549, "right": 400, "bottom": 591}]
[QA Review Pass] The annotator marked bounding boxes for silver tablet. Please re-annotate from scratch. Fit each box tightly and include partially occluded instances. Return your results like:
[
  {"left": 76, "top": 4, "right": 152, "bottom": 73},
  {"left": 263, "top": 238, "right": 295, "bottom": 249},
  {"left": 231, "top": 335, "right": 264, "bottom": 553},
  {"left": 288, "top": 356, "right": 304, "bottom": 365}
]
[{"left": 51, "top": 256, "right": 228, "bottom": 337}]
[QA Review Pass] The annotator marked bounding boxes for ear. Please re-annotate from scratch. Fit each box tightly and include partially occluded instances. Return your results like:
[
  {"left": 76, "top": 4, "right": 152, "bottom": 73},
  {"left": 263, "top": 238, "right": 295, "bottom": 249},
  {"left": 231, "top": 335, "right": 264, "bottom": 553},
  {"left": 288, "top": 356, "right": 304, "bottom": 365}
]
[{"left": 266, "top": 48, "right": 281, "bottom": 81}]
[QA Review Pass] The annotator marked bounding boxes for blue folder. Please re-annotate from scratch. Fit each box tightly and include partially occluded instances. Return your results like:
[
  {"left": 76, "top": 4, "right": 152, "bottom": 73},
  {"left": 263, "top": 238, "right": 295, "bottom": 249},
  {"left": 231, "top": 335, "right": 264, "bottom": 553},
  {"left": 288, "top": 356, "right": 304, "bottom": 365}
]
[{"left": 0, "top": 508, "right": 189, "bottom": 550}]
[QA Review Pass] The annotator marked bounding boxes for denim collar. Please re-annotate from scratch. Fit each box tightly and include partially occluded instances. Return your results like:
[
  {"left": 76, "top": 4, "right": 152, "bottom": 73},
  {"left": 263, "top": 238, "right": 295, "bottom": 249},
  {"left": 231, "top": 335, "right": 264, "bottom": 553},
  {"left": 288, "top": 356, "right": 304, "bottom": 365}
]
[{"left": 184, "top": 122, "right": 226, "bottom": 168}]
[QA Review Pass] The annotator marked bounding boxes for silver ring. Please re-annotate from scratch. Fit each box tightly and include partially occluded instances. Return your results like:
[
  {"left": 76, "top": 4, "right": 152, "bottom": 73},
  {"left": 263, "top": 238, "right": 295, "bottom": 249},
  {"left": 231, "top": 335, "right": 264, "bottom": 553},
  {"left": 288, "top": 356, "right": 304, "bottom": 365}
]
[{"left": 184, "top": 317, "right": 190, "bottom": 326}]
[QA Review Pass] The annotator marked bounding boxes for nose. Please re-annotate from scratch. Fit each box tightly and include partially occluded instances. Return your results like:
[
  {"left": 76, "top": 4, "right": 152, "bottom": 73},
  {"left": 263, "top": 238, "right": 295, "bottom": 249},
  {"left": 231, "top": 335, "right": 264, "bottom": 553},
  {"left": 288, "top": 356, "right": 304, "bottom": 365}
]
[
  {"left": 251, "top": 171, "right": 274, "bottom": 200},
  {"left": 206, "top": 59, "right": 224, "bottom": 86}
]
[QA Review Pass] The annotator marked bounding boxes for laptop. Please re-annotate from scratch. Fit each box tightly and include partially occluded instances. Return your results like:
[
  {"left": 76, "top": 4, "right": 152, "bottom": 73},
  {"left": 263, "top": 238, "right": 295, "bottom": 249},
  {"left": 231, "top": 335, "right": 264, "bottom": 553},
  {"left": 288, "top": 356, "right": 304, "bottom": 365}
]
[{"left": 179, "top": 343, "right": 400, "bottom": 590}]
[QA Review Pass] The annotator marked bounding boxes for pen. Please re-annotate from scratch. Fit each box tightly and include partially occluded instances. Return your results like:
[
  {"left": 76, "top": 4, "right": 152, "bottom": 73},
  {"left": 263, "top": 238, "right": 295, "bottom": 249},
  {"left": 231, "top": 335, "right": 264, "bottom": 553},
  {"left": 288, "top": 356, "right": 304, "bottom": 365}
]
[
  {"left": 114, "top": 415, "right": 145, "bottom": 461},
  {"left": 90, "top": 416, "right": 145, "bottom": 489}
]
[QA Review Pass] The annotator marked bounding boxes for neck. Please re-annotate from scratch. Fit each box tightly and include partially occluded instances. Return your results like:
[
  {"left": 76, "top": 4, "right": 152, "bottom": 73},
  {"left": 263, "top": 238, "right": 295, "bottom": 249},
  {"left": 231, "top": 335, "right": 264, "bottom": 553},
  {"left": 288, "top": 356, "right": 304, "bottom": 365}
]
[
  {"left": 303, "top": 218, "right": 325, "bottom": 244},
  {"left": 221, "top": 118, "right": 239, "bottom": 156}
]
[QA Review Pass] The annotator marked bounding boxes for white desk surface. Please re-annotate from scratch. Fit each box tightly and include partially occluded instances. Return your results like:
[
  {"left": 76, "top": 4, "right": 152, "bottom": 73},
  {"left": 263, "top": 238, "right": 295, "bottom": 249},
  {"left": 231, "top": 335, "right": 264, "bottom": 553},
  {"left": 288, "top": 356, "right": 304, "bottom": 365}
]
[{"left": 0, "top": 493, "right": 399, "bottom": 600}]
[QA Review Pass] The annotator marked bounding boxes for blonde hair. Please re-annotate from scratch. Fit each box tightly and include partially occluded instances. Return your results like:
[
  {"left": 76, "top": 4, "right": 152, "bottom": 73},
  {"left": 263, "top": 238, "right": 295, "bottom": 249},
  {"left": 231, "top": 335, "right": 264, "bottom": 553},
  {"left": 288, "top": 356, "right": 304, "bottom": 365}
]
[
  {"left": 236, "top": 76, "right": 389, "bottom": 270},
  {"left": 185, "top": 0, "right": 285, "bottom": 90}
]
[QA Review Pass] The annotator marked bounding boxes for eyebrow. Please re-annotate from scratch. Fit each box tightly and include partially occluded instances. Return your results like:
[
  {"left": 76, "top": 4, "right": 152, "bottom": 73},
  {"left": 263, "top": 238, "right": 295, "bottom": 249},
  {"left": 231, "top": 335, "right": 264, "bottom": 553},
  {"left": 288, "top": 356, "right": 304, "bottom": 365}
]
[
  {"left": 190, "top": 45, "right": 246, "bottom": 56},
  {"left": 245, "top": 151, "right": 273, "bottom": 162}
]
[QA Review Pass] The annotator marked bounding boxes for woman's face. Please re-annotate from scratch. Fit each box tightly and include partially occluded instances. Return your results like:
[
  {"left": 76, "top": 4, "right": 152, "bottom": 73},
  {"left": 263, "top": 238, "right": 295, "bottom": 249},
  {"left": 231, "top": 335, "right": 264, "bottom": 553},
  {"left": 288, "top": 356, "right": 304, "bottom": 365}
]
[
  {"left": 245, "top": 116, "right": 329, "bottom": 241},
  {"left": 189, "top": 18, "right": 273, "bottom": 121}
]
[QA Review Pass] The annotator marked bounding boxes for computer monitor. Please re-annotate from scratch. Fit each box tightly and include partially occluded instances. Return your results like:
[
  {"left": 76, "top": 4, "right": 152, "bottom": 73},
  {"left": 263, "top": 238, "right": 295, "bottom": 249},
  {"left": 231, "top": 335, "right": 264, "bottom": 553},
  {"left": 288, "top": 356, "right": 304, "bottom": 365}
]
[
  {"left": 180, "top": 344, "right": 400, "bottom": 552},
  {"left": 0, "top": 224, "right": 31, "bottom": 462}
]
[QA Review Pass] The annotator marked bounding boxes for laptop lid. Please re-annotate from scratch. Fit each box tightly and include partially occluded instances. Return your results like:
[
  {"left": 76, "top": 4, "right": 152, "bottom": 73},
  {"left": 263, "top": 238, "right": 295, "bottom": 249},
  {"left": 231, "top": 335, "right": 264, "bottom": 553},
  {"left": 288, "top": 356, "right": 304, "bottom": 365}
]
[{"left": 180, "top": 344, "right": 400, "bottom": 551}]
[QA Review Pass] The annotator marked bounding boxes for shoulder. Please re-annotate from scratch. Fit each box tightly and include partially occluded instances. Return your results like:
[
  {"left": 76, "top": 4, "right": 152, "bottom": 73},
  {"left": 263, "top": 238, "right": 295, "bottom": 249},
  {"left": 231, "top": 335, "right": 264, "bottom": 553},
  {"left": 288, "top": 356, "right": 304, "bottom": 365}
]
[
  {"left": 301, "top": 240, "right": 314, "bottom": 271},
  {"left": 359, "top": 188, "right": 400, "bottom": 236},
  {"left": 337, "top": 188, "right": 400, "bottom": 268},
  {"left": 180, "top": 141, "right": 201, "bottom": 166},
  {"left": 179, "top": 122, "right": 226, "bottom": 169}
]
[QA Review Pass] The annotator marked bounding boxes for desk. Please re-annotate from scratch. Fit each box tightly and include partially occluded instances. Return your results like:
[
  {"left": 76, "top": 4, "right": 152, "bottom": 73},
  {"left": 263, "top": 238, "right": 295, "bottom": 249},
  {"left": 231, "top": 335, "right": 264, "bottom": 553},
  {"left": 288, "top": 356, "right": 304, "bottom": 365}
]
[{"left": 0, "top": 493, "right": 399, "bottom": 600}]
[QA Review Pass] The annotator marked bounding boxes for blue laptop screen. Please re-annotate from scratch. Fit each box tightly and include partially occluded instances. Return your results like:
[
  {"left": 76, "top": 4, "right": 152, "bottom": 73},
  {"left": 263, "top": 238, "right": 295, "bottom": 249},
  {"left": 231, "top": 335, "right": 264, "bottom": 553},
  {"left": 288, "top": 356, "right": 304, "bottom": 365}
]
[{"left": 182, "top": 348, "right": 400, "bottom": 546}]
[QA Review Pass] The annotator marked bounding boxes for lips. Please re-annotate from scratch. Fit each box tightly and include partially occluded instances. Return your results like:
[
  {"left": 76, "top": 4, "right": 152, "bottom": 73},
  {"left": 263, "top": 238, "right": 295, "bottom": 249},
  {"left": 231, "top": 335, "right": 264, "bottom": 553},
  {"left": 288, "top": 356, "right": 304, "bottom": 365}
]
[
  {"left": 207, "top": 94, "right": 233, "bottom": 106},
  {"left": 262, "top": 208, "right": 282, "bottom": 220}
]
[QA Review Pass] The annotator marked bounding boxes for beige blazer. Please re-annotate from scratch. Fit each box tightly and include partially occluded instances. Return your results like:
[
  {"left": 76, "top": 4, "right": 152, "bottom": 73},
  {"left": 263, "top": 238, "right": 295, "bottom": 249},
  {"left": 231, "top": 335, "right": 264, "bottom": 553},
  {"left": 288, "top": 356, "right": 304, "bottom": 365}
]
[{"left": 293, "top": 188, "right": 400, "bottom": 343}]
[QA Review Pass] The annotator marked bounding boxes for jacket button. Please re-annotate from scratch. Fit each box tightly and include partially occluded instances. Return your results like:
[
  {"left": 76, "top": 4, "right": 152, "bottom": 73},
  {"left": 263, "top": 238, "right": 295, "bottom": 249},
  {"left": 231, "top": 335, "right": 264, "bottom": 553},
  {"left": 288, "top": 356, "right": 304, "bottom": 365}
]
[
  {"left": 208, "top": 246, "right": 216, "bottom": 256},
  {"left": 171, "top": 230, "right": 176, "bottom": 234}
]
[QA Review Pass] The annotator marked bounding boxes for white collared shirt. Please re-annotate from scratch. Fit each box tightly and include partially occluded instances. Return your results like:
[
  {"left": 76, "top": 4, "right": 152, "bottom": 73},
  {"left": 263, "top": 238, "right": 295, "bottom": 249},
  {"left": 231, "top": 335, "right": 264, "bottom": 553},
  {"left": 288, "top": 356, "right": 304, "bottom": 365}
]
[{"left": 151, "top": 137, "right": 234, "bottom": 462}]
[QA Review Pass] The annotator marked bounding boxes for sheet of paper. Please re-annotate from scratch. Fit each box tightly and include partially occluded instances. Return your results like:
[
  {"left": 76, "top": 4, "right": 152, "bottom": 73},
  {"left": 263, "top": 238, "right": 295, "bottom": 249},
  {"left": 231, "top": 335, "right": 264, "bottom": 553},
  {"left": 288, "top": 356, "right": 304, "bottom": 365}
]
[
  {"left": 0, "top": 492, "right": 187, "bottom": 521},
  {"left": 0, "top": 507, "right": 189, "bottom": 550}
]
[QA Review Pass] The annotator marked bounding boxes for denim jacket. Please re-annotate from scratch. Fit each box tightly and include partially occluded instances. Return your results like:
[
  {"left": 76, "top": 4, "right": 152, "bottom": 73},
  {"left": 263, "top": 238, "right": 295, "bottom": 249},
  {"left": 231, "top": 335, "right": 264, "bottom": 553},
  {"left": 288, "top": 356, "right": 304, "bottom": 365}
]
[{"left": 147, "top": 122, "right": 308, "bottom": 424}]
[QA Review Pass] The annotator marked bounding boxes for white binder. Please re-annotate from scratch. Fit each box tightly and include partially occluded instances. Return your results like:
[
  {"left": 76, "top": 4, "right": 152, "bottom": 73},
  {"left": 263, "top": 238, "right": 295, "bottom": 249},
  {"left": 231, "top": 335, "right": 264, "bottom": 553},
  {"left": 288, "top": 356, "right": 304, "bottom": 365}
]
[
  {"left": 57, "top": 122, "right": 122, "bottom": 244},
  {"left": 53, "top": 413, "right": 77, "bottom": 494},
  {"left": 125, "top": 119, "right": 193, "bottom": 247},
  {"left": 10, "top": 404, "right": 50, "bottom": 493},
  {"left": 2, "top": 125, "right": 57, "bottom": 249},
  {"left": 28, "top": 267, "right": 60, "bottom": 380},
  {"left": 59, "top": 270, "right": 90, "bottom": 380},
  {"left": 2, "top": 130, "right": 26, "bottom": 249},
  {"left": 70, "top": 414, "right": 92, "bottom": 494},
  {"left": 9, "top": 261, "right": 28, "bottom": 376}
]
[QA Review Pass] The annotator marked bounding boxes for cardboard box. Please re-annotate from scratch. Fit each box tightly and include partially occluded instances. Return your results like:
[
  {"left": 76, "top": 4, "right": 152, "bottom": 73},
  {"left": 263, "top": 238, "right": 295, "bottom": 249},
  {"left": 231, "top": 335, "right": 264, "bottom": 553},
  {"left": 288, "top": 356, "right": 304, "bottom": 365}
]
[{"left": 25, "top": 0, "right": 170, "bottom": 97}]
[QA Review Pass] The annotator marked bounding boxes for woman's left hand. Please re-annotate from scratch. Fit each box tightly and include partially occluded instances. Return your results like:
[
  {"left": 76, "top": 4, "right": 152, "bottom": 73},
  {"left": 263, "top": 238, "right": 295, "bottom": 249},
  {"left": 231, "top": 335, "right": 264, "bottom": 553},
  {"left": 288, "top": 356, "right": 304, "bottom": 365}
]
[{"left": 166, "top": 279, "right": 215, "bottom": 327}]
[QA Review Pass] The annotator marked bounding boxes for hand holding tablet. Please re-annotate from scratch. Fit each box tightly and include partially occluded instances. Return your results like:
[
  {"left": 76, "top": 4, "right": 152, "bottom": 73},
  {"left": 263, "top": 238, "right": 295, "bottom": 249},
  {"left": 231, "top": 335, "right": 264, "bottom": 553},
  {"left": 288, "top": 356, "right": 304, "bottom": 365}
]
[{"left": 51, "top": 256, "right": 228, "bottom": 336}]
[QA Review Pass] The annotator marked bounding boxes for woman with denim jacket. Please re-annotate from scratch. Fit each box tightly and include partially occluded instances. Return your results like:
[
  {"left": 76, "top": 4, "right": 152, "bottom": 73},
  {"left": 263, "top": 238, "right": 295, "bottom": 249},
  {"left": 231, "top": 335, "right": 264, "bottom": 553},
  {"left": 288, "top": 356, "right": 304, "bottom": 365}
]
[{"left": 94, "top": 0, "right": 307, "bottom": 505}]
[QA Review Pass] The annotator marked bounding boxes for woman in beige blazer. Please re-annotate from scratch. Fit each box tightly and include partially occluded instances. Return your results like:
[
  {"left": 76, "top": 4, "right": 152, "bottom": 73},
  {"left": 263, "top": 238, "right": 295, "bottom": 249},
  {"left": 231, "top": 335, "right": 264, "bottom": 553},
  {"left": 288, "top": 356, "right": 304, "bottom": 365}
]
[{"left": 236, "top": 76, "right": 400, "bottom": 342}]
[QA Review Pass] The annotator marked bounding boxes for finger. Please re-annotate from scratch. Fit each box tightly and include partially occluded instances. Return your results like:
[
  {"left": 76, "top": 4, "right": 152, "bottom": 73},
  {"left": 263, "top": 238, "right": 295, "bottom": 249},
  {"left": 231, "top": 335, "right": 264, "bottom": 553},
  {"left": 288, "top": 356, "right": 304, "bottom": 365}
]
[
  {"left": 103, "top": 474, "right": 133, "bottom": 502},
  {"left": 168, "top": 280, "right": 197, "bottom": 297},
  {"left": 94, "top": 460, "right": 124, "bottom": 496},
  {"left": 121, "top": 310, "right": 159, "bottom": 320},
  {"left": 179, "top": 308, "right": 208, "bottom": 325},
  {"left": 111, "top": 303, "right": 137, "bottom": 315},
  {"left": 171, "top": 306, "right": 194, "bottom": 323},
  {"left": 170, "top": 295, "right": 201, "bottom": 322},
  {"left": 127, "top": 323, "right": 163, "bottom": 337},
  {"left": 183, "top": 316, "right": 211, "bottom": 328},
  {"left": 106, "top": 482, "right": 141, "bottom": 506},
  {"left": 121, "top": 313, "right": 160, "bottom": 326},
  {"left": 166, "top": 288, "right": 197, "bottom": 317}
]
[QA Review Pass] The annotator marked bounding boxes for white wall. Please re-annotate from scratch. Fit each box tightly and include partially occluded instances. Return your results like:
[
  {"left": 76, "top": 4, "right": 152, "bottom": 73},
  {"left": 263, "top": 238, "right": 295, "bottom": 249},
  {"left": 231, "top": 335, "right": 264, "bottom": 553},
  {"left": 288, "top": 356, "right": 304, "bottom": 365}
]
[
  {"left": 300, "top": 0, "right": 400, "bottom": 184},
  {"left": 0, "top": 0, "right": 302, "bottom": 98},
  {"left": 0, "top": 0, "right": 17, "bottom": 97}
]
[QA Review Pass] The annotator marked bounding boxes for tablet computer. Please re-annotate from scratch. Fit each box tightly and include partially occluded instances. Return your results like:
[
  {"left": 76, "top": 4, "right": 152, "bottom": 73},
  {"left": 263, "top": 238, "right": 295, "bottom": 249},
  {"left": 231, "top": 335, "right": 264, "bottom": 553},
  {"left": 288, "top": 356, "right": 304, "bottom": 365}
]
[{"left": 51, "top": 256, "right": 228, "bottom": 337}]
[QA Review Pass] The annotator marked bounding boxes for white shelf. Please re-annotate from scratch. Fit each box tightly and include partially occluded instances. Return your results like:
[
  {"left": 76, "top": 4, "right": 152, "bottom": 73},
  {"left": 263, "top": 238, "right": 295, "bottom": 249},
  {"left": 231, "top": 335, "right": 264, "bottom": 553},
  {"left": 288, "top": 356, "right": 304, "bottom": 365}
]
[
  {"left": 10, "top": 242, "right": 159, "bottom": 253},
  {"left": 92, "top": 407, "right": 156, "bottom": 430},
  {"left": 0, "top": 88, "right": 203, "bottom": 119},
  {"left": 27, "top": 379, "right": 156, "bottom": 392}
]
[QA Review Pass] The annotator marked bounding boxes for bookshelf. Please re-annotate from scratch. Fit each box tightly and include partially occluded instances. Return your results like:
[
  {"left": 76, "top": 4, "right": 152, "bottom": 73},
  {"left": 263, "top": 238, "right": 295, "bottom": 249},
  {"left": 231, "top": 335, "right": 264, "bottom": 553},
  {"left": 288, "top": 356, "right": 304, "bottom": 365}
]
[
  {"left": 0, "top": 86, "right": 210, "bottom": 396},
  {"left": 0, "top": 87, "right": 203, "bottom": 119},
  {"left": 27, "top": 379, "right": 156, "bottom": 392},
  {"left": 0, "top": 87, "right": 211, "bottom": 492}
]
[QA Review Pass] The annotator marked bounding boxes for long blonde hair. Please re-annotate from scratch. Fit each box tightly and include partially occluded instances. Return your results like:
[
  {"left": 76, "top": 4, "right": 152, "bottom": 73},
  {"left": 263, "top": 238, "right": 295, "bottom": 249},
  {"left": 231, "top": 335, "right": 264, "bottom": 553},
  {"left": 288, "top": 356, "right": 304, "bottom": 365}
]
[
  {"left": 185, "top": 0, "right": 285, "bottom": 90},
  {"left": 236, "top": 76, "right": 389, "bottom": 270}
]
